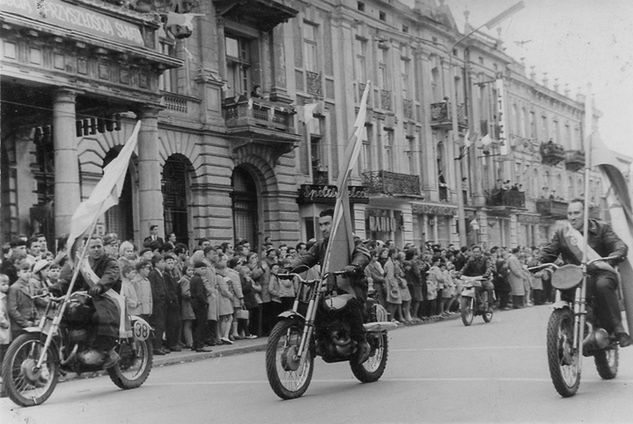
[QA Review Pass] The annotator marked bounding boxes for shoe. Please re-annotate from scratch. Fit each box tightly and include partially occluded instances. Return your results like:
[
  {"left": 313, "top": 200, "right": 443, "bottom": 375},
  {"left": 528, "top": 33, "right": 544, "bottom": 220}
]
[
  {"left": 153, "top": 349, "right": 166, "bottom": 356},
  {"left": 168, "top": 345, "right": 182, "bottom": 352},
  {"left": 103, "top": 350, "right": 120, "bottom": 369},
  {"left": 195, "top": 346, "right": 213, "bottom": 353},
  {"left": 245, "top": 335, "right": 258, "bottom": 339},
  {"left": 357, "top": 341, "right": 371, "bottom": 364},
  {"left": 617, "top": 332, "right": 633, "bottom": 347},
  {"left": 220, "top": 337, "right": 234, "bottom": 345},
  {"left": 232, "top": 335, "right": 244, "bottom": 340}
]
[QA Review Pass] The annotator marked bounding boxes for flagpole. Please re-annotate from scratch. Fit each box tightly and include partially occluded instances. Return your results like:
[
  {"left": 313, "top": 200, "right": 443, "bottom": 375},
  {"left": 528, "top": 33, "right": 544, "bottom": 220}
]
[{"left": 581, "top": 86, "right": 593, "bottom": 264}]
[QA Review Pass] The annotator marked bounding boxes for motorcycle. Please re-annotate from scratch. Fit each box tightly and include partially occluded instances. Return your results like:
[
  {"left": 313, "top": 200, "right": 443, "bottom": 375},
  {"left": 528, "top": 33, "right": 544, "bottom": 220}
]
[
  {"left": 529, "top": 256, "right": 621, "bottom": 398},
  {"left": 265, "top": 269, "right": 396, "bottom": 400},
  {"left": 459, "top": 275, "right": 494, "bottom": 326},
  {"left": 1, "top": 291, "right": 153, "bottom": 406}
]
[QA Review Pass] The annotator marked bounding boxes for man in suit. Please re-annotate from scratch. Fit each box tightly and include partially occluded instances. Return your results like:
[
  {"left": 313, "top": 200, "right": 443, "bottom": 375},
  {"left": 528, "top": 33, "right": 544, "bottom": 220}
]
[
  {"left": 148, "top": 254, "right": 168, "bottom": 355},
  {"left": 143, "top": 225, "right": 164, "bottom": 251}
]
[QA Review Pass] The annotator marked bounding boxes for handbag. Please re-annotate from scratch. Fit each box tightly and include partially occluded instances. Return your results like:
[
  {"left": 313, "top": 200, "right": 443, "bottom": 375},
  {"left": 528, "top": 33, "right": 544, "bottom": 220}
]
[{"left": 236, "top": 307, "right": 250, "bottom": 320}]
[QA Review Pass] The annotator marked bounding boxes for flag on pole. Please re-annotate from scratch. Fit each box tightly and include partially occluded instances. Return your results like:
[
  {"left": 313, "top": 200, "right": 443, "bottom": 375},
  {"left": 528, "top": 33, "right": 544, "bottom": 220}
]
[
  {"left": 66, "top": 121, "right": 141, "bottom": 255},
  {"left": 321, "top": 82, "right": 370, "bottom": 279},
  {"left": 299, "top": 102, "right": 319, "bottom": 134}
]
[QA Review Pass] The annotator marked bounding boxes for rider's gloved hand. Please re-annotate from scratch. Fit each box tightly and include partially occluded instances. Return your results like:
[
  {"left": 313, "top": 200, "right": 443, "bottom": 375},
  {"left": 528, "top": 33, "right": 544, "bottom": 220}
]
[
  {"left": 343, "top": 264, "right": 361, "bottom": 277},
  {"left": 88, "top": 284, "right": 104, "bottom": 297}
]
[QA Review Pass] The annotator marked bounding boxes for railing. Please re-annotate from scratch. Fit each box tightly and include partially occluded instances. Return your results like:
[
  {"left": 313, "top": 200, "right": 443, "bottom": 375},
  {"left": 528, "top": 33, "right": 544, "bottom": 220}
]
[
  {"left": 486, "top": 189, "right": 526, "bottom": 208},
  {"left": 222, "top": 97, "right": 296, "bottom": 132},
  {"left": 536, "top": 199, "right": 568, "bottom": 218},
  {"left": 430, "top": 101, "right": 467, "bottom": 128},
  {"left": 163, "top": 93, "right": 189, "bottom": 113},
  {"left": 540, "top": 141, "right": 566, "bottom": 166},
  {"left": 362, "top": 170, "right": 421, "bottom": 196},
  {"left": 565, "top": 150, "right": 586, "bottom": 172}
]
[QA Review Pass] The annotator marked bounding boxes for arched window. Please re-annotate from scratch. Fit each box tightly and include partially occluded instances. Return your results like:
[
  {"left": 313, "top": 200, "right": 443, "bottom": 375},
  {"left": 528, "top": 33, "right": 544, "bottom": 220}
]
[{"left": 162, "top": 154, "right": 193, "bottom": 247}]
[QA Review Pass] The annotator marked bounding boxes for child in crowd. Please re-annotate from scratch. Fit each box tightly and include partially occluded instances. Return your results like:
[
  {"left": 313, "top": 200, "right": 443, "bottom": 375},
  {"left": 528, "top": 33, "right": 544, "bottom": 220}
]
[
  {"left": 120, "top": 264, "right": 140, "bottom": 315},
  {"left": 0, "top": 273, "right": 11, "bottom": 366},
  {"left": 47, "top": 263, "right": 61, "bottom": 286},
  {"left": 267, "top": 263, "right": 283, "bottom": 326},
  {"left": 133, "top": 260, "right": 153, "bottom": 322},
  {"left": 179, "top": 265, "right": 195, "bottom": 348},
  {"left": 8, "top": 260, "right": 37, "bottom": 339}
]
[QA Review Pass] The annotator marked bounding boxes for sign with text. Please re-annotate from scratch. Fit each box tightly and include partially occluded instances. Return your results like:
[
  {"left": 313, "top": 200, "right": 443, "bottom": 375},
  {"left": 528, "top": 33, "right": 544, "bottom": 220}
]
[
  {"left": 1, "top": 0, "right": 145, "bottom": 47},
  {"left": 297, "top": 184, "right": 369, "bottom": 204}
]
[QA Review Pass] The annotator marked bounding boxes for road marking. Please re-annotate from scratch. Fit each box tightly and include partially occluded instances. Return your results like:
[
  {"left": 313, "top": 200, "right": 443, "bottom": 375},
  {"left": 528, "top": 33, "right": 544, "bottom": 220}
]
[{"left": 393, "top": 345, "right": 544, "bottom": 352}]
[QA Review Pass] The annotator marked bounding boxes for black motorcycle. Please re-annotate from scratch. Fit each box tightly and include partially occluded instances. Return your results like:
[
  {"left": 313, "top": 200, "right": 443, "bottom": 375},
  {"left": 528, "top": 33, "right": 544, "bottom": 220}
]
[
  {"left": 265, "top": 269, "right": 396, "bottom": 399},
  {"left": 1, "top": 291, "right": 153, "bottom": 406}
]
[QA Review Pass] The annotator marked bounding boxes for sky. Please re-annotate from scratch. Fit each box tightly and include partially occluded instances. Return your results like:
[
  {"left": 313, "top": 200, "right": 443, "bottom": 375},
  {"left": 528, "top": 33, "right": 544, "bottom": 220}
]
[{"left": 403, "top": 0, "right": 633, "bottom": 159}]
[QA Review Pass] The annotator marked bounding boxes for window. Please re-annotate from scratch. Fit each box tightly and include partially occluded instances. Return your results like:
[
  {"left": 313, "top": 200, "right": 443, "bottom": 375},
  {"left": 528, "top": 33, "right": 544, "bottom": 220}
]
[
  {"left": 553, "top": 119, "right": 560, "bottom": 142},
  {"left": 431, "top": 64, "right": 440, "bottom": 101},
  {"left": 355, "top": 37, "right": 367, "bottom": 82},
  {"left": 541, "top": 114, "right": 549, "bottom": 140},
  {"left": 379, "top": 11, "right": 386, "bottom": 21},
  {"left": 400, "top": 56, "right": 410, "bottom": 99},
  {"left": 357, "top": 1, "right": 365, "bottom": 11},
  {"left": 402, "top": 24, "right": 408, "bottom": 33},
  {"left": 384, "top": 129, "right": 394, "bottom": 170},
  {"left": 303, "top": 22, "right": 318, "bottom": 72},
  {"left": 377, "top": 47, "right": 388, "bottom": 89},
  {"left": 565, "top": 124, "right": 572, "bottom": 149},
  {"left": 529, "top": 111, "right": 536, "bottom": 138},
  {"left": 407, "top": 135, "right": 415, "bottom": 174},
  {"left": 158, "top": 41, "right": 176, "bottom": 92},
  {"left": 225, "top": 34, "right": 251, "bottom": 97}
]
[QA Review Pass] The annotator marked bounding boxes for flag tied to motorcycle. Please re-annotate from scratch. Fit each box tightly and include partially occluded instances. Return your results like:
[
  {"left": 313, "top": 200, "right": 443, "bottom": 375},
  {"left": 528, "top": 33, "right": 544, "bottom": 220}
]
[
  {"left": 65, "top": 121, "right": 141, "bottom": 256},
  {"left": 321, "top": 81, "right": 370, "bottom": 289}
]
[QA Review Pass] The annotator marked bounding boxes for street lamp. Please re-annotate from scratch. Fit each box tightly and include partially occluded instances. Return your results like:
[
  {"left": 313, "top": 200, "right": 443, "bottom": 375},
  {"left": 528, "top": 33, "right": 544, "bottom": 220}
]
[{"left": 448, "top": 1, "right": 524, "bottom": 246}]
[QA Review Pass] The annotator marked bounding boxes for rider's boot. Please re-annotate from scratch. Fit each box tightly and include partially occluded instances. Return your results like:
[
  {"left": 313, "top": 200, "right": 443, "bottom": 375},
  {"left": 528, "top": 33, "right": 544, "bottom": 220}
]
[
  {"left": 614, "top": 323, "right": 633, "bottom": 347},
  {"left": 356, "top": 337, "right": 371, "bottom": 363},
  {"left": 102, "top": 348, "right": 120, "bottom": 369}
]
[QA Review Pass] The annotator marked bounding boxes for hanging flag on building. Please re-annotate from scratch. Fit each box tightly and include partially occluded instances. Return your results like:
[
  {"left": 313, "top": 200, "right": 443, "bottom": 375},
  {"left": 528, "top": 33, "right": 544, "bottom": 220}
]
[
  {"left": 66, "top": 121, "right": 141, "bottom": 257},
  {"left": 321, "top": 81, "right": 370, "bottom": 279},
  {"left": 495, "top": 76, "right": 508, "bottom": 155},
  {"left": 298, "top": 102, "right": 320, "bottom": 134}
]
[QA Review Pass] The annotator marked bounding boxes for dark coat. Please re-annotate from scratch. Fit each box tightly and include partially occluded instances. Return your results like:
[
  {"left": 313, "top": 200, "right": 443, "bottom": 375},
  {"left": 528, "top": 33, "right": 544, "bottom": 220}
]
[
  {"left": 540, "top": 219, "right": 628, "bottom": 271},
  {"left": 461, "top": 256, "right": 494, "bottom": 279},
  {"left": 148, "top": 269, "right": 167, "bottom": 304},
  {"left": 58, "top": 255, "right": 121, "bottom": 338},
  {"left": 189, "top": 274, "right": 208, "bottom": 308},
  {"left": 292, "top": 239, "right": 371, "bottom": 271},
  {"left": 8, "top": 278, "right": 37, "bottom": 335},
  {"left": 143, "top": 236, "right": 164, "bottom": 250}
]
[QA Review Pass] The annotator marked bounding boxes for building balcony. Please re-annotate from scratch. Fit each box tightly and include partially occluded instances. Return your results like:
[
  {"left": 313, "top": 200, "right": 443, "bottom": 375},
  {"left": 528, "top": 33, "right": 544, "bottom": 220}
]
[
  {"left": 430, "top": 101, "right": 467, "bottom": 129},
  {"left": 537, "top": 199, "right": 600, "bottom": 219},
  {"left": 212, "top": 0, "right": 298, "bottom": 31},
  {"left": 222, "top": 97, "right": 300, "bottom": 156},
  {"left": 486, "top": 189, "right": 526, "bottom": 209},
  {"left": 565, "top": 150, "right": 586, "bottom": 172},
  {"left": 362, "top": 170, "right": 421, "bottom": 197},
  {"left": 540, "top": 140, "right": 566, "bottom": 166}
]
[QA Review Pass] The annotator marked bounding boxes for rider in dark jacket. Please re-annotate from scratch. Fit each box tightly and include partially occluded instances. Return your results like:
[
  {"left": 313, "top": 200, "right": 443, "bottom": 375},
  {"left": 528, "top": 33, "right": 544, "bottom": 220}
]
[
  {"left": 540, "top": 198, "right": 631, "bottom": 346},
  {"left": 289, "top": 209, "right": 371, "bottom": 362},
  {"left": 460, "top": 245, "right": 495, "bottom": 305}
]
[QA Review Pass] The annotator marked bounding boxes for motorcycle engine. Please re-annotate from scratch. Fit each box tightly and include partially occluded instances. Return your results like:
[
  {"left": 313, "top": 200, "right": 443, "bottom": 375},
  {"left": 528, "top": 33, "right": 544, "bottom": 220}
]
[{"left": 77, "top": 348, "right": 105, "bottom": 366}]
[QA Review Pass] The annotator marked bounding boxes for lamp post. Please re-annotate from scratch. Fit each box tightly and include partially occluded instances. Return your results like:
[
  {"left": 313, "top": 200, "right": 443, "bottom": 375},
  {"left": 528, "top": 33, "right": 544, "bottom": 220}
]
[{"left": 448, "top": 1, "right": 524, "bottom": 246}]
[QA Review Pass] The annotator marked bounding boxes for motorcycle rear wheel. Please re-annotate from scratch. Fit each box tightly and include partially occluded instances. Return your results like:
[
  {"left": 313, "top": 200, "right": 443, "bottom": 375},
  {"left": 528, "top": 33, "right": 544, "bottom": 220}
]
[
  {"left": 265, "top": 319, "right": 314, "bottom": 400},
  {"left": 594, "top": 347, "right": 618, "bottom": 380},
  {"left": 107, "top": 338, "right": 153, "bottom": 389},
  {"left": 1, "top": 333, "right": 59, "bottom": 407},
  {"left": 460, "top": 297, "right": 474, "bottom": 326},
  {"left": 350, "top": 332, "right": 388, "bottom": 382},
  {"left": 547, "top": 308, "right": 580, "bottom": 397}
]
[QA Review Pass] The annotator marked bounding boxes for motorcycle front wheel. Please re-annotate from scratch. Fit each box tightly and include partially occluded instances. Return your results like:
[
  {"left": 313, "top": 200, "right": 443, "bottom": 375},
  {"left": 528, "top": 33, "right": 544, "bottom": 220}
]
[
  {"left": 350, "top": 332, "right": 388, "bottom": 382},
  {"left": 1, "top": 333, "right": 59, "bottom": 407},
  {"left": 594, "top": 347, "right": 618, "bottom": 380},
  {"left": 482, "top": 303, "right": 494, "bottom": 323},
  {"left": 547, "top": 308, "right": 580, "bottom": 397},
  {"left": 265, "top": 319, "right": 314, "bottom": 400},
  {"left": 107, "top": 338, "right": 153, "bottom": 389},
  {"left": 460, "top": 297, "right": 474, "bottom": 326}
]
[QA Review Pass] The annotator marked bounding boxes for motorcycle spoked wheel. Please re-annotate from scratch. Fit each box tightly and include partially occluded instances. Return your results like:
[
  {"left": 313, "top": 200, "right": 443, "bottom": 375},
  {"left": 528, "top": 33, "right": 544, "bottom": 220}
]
[
  {"left": 1, "top": 333, "right": 59, "bottom": 407},
  {"left": 546, "top": 308, "right": 581, "bottom": 397},
  {"left": 460, "top": 297, "right": 474, "bottom": 326},
  {"left": 594, "top": 346, "right": 618, "bottom": 380},
  {"left": 349, "top": 332, "right": 388, "bottom": 383},
  {"left": 482, "top": 303, "right": 494, "bottom": 323},
  {"left": 107, "top": 338, "right": 153, "bottom": 389},
  {"left": 265, "top": 319, "right": 314, "bottom": 400}
]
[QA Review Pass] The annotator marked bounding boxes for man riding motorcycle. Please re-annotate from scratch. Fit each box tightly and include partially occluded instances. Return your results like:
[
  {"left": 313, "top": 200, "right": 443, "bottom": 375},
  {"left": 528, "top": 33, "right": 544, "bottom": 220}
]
[
  {"left": 288, "top": 208, "right": 371, "bottom": 363},
  {"left": 459, "top": 245, "right": 495, "bottom": 308},
  {"left": 540, "top": 198, "right": 633, "bottom": 347},
  {"left": 52, "top": 236, "right": 122, "bottom": 368}
]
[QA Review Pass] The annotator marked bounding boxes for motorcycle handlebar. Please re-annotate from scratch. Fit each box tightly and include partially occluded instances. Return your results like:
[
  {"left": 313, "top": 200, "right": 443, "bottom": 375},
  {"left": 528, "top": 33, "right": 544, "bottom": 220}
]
[
  {"left": 587, "top": 255, "right": 621, "bottom": 266},
  {"left": 528, "top": 256, "right": 621, "bottom": 272},
  {"left": 276, "top": 270, "right": 347, "bottom": 284}
]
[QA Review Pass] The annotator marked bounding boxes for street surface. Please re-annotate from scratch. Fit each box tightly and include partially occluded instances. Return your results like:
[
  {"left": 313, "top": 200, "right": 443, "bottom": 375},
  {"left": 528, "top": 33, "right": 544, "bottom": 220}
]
[{"left": 3, "top": 305, "right": 633, "bottom": 423}]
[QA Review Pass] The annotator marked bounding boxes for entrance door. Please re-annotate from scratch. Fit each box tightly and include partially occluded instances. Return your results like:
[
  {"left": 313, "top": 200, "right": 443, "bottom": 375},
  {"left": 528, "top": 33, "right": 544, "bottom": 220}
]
[
  {"left": 231, "top": 167, "right": 258, "bottom": 250},
  {"left": 103, "top": 148, "right": 134, "bottom": 241},
  {"left": 162, "top": 155, "right": 191, "bottom": 247}
]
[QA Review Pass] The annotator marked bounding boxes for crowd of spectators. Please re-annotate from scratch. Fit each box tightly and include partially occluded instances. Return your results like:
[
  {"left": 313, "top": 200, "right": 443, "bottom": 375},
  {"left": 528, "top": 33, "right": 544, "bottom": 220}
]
[{"left": 0, "top": 228, "right": 552, "bottom": 362}]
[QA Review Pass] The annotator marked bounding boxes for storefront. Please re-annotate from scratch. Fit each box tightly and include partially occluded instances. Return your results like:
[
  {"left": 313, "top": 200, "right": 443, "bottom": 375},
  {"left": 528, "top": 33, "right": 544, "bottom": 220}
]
[{"left": 411, "top": 203, "right": 458, "bottom": 248}]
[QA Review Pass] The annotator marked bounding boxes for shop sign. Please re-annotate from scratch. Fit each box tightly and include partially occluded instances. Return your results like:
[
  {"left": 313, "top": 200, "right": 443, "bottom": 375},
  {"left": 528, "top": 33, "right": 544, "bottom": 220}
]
[
  {"left": 1, "top": 0, "right": 145, "bottom": 47},
  {"left": 297, "top": 184, "right": 369, "bottom": 204},
  {"left": 366, "top": 209, "right": 398, "bottom": 233}
]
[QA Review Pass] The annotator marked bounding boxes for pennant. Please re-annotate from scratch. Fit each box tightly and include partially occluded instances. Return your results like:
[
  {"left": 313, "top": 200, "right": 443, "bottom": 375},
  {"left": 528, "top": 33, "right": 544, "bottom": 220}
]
[
  {"left": 66, "top": 121, "right": 141, "bottom": 255},
  {"left": 321, "top": 81, "right": 370, "bottom": 284}
]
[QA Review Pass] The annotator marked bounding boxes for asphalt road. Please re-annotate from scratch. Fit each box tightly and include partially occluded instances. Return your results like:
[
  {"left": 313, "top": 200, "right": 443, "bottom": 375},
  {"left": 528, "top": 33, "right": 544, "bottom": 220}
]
[{"left": 4, "top": 305, "right": 633, "bottom": 424}]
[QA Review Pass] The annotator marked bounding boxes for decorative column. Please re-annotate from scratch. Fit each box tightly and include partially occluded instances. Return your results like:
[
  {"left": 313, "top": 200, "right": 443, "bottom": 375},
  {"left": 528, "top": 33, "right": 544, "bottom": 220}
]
[
  {"left": 137, "top": 106, "right": 164, "bottom": 240},
  {"left": 53, "top": 89, "right": 80, "bottom": 235}
]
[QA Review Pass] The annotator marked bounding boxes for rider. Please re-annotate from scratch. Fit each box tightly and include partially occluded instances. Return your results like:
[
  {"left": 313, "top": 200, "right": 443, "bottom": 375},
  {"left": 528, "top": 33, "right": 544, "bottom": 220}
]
[
  {"left": 459, "top": 245, "right": 495, "bottom": 307},
  {"left": 540, "top": 198, "right": 632, "bottom": 347},
  {"left": 288, "top": 209, "right": 372, "bottom": 363},
  {"left": 53, "top": 236, "right": 122, "bottom": 368}
]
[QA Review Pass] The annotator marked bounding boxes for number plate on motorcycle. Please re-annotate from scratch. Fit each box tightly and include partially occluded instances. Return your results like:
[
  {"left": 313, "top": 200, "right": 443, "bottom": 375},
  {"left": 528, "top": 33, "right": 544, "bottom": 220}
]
[{"left": 133, "top": 320, "right": 151, "bottom": 341}]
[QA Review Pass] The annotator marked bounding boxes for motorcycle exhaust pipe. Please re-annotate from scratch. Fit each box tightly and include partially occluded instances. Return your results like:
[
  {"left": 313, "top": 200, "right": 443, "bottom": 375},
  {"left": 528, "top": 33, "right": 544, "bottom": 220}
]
[{"left": 582, "top": 328, "right": 610, "bottom": 356}]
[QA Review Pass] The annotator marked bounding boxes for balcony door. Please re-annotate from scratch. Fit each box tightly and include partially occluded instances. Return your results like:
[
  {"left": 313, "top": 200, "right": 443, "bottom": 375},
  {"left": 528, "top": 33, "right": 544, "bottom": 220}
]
[{"left": 225, "top": 34, "right": 253, "bottom": 98}]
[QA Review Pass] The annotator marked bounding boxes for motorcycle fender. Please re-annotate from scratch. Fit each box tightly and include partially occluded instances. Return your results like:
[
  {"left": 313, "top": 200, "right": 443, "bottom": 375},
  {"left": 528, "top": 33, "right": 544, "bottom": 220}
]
[
  {"left": 277, "top": 310, "right": 306, "bottom": 322},
  {"left": 552, "top": 300, "right": 571, "bottom": 310},
  {"left": 461, "top": 288, "right": 475, "bottom": 298},
  {"left": 130, "top": 316, "right": 153, "bottom": 341}
]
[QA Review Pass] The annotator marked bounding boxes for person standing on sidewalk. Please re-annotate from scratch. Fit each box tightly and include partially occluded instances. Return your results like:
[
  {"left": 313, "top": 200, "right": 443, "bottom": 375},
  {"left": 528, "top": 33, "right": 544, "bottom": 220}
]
[
  {"left": 164, "top": 254, "right": 182, "bottom": 351},
  {"left": 148, "top": 254, "right": 168, "bottom": 355},
  {"left": 190, "top": 261, "right": 212, "bottom": 352}
]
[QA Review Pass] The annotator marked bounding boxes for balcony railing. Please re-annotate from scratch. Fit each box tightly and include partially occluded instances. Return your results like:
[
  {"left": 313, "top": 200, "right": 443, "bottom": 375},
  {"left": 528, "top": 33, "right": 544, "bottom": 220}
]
[
  {"left": 362, "top": 170, "right": 421, "bottom": 196},
  {"left": 565, "top": 150, "right": 586, "bottom": 172},
  {"left": 430, "top": 101, "right": 467, "bottom": 129},
  {"left": 537, "top": 199, "right": 600, "bottom": 219},
  {"left": 486, "top": 189, "right": 526, "bottom": 208},
  {"left": 540, "top": 141, "right": 566, "bottom": 166},
  {"left": 312, "top": 167, "right": 329, "bottom": 185}
]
